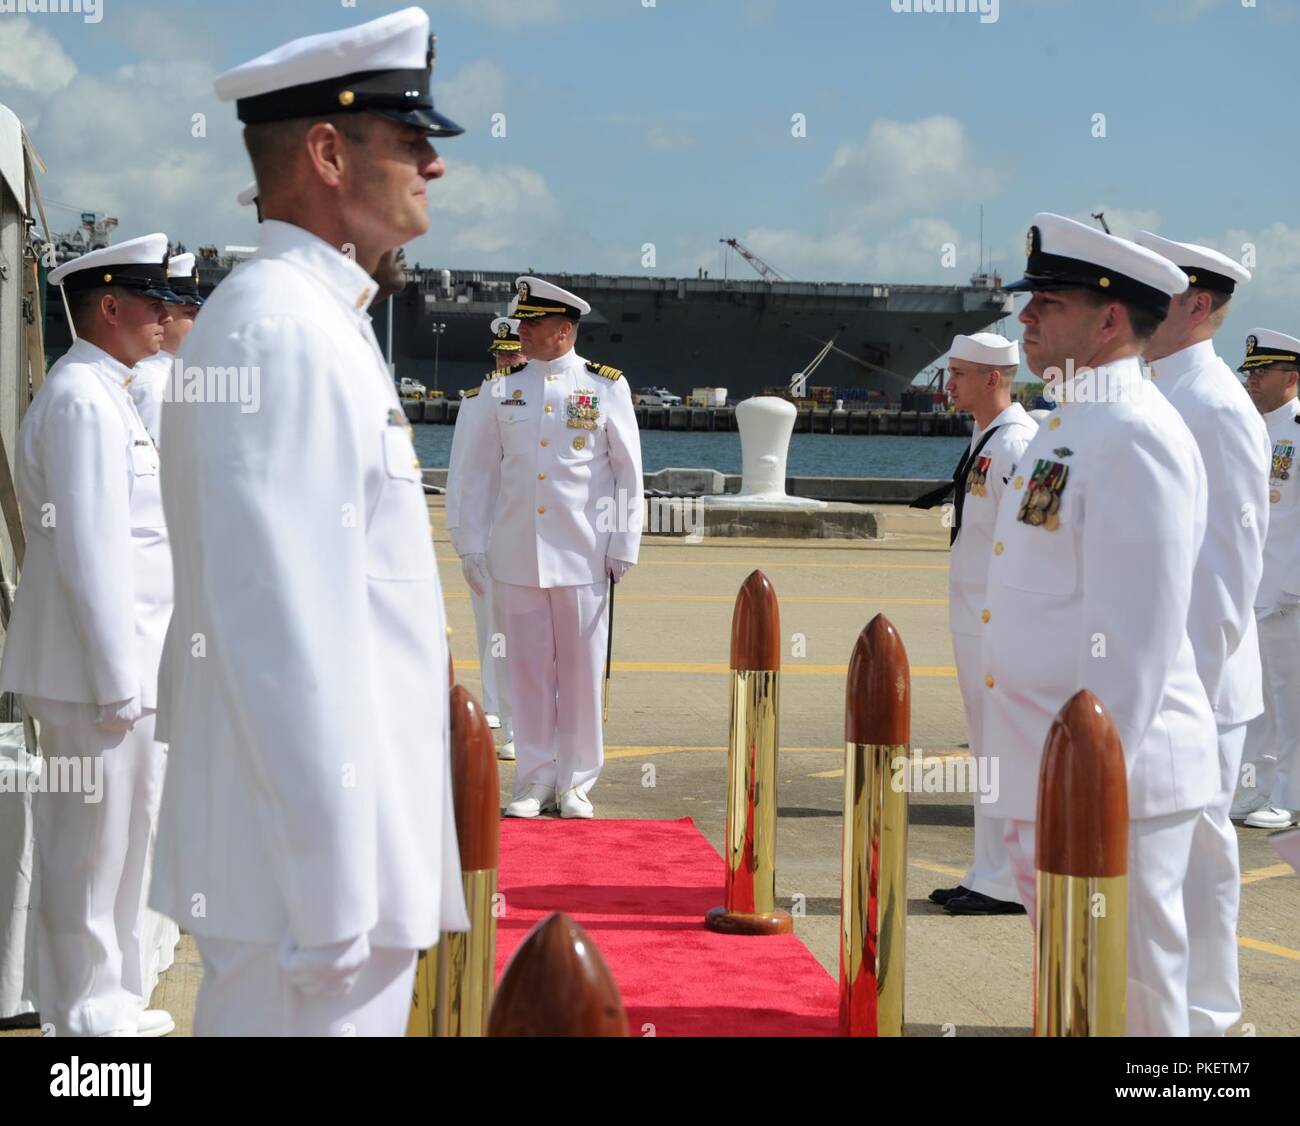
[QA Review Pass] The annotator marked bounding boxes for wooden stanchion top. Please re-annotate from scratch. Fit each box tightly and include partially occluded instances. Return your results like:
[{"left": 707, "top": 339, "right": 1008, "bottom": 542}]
[
  {"left": 845, "top": 613, "right": 910, "bottom": 745},
  {"left": 1036, "top": 689, "right": 1129, "bottom": 878},
  {"left": 730, "top": 569, "right": 781, "bottom": 672},
  {"left": 488, "top": 913, "right": 628, "bottom": 1037},
  {"left": 449, "top": 684, "right": 499, "bottom": 871}
]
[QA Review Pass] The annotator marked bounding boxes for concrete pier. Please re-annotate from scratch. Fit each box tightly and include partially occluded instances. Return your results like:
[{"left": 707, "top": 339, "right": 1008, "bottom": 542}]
[{"left": 400, "top": 396, "right": 975, "bottom": 437}]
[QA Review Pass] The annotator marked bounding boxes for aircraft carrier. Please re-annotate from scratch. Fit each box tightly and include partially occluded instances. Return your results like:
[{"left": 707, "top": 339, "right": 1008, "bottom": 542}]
[{"left": 44, "top": 233, "right": 1015, "bottom": 398}]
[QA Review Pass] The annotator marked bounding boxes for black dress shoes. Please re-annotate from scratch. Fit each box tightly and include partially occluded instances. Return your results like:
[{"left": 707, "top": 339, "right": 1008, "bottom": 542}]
[
  {"left": 944, "top": 890, "right": 1026, "bottom": 916},
  {"left": 928, "top": 884, "right": 970, "bottom": 906}
]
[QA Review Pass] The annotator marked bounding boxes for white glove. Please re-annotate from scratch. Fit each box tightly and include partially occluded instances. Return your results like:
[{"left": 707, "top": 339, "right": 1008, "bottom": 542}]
[
  {"left": 279, "top": 932, "right": 370, "bottom": 999},
  {"left": 605, "top": 557, "right": 633, "bottom": 584},
  {"left": 95, "top": 697, "right": 142, "bottom": 734},
  {"left": 461, "top": 553, "right": 489, "bottom": 596}
]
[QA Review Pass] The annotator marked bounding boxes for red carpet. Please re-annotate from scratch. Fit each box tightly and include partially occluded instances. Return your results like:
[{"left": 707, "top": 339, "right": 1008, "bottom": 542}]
[{"left": 495, "top": 817, "right": 839, "bottom": 1036}]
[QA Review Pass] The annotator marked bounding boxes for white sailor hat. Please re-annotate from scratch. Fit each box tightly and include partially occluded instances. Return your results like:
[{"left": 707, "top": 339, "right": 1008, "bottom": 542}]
[
  {"left": 236, "top": 181, "right": 259, "bottom": 207},
  {"left": 489, "top": 316, "right": 522, "bottom": 352},
  {"left": 1133, "top": 231, "right": 1251, "bottom": 296},
  {"left": 513, "top": 276, "right": 591, "bottom": 321},
  {"left": 214, "top": 6, "right": 463, "bottom": 137},
  {"left": 163, "top": 251, "right": 204, "bottom": 307},
  {"left": 48, "top": 233, "right": 181, "bottom": 302},
  {"left": 949, "top": 332, "right": 1019, "bottom": 368},
  {"left": 1238, "top": 328, "right": 1300, "bottom": 372},
  {"left": 1006, "top": 212, "right": 1189, "bottom": 315}
]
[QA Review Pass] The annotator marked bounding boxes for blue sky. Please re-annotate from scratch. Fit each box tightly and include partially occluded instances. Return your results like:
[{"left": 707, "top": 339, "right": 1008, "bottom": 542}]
[{"left": 3, "top": 0, "right": 1298, "bottom": 364}]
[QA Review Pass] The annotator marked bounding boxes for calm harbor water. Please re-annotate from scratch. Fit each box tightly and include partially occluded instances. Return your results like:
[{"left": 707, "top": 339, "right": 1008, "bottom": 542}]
[{"left": 414, "top": 427, "right": 965, "bottom": 478}]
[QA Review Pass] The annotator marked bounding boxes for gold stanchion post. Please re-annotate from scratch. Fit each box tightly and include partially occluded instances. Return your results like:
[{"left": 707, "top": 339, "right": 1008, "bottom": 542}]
[
  {"left": 839, "top": 614, "right": 910, "bottom": 1037},
  {"left": 705, "top": 570, "right": 792, "bottom": 936},
  {"left": 1035, "top": 689, "right": 1128, "bottom": 1037}
]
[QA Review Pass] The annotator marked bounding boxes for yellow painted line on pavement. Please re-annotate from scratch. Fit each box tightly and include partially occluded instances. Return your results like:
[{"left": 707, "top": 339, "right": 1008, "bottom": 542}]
[
  {"left": 445, "top": 591, "right": 947, "bottom": 606},
  {"left": 452, "top": 659, "right": 956, "bottom": 677},
  {"left": 808, "top": 750, "right": 971, "bottom": 779},
  {"left": 911, "top": 860, "right": 968, "bottom": 880},
  {"left": 637, "top": 559, "right": 947, "bottom": 571},
  {"left": 1240, "top": 863, "right": 1296, "bottom": 886},
  {"left": 604, "top": 745, "right": 844, "bottom": 760},
  {"left": 1238, "top": 936, "right": 1300, "bottom": 963}
]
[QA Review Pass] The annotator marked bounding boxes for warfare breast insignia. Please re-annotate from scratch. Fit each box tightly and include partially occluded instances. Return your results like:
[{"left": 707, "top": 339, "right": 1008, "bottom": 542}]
[
  {"left": 1016, "top": 458, "right": 1069, "bottom": 531},
  {"left": 965, "top": 455, "right": 992, "bottom": 497},
  {"left": 567, "top": 390, "right": 601, "bottom": 430}
]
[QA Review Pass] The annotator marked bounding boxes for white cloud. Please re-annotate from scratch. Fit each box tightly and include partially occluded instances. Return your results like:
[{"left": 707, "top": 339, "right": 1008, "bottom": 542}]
[
  {"left": 436, "top": 58, "right": 509, "bottom": 136},
  {"left": 1225, "top": 222, "right": 1300, "bottom": 304},
  {"left": 645, "top": 124, "right": 693, "bottom": 151},
  {"left": 421, "top": 161, "right": 563, "bottom": 257},
  {"left": 426, "top": 0, "right": 606, "bottom": 28},
  {"left": 823, "top": 115, "right": 1002, "bottom": 219},
  {"left": 0, "top": 20, "right": 77, "bottom": 93}
]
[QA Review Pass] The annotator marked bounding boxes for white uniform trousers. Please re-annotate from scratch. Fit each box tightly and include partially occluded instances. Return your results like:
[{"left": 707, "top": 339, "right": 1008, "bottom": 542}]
[
  {"left": 1184, "top": 722, "right": 1247, "bottom": 1036},
  {"left": 193, "top": 938, "right": 417, "bottom": 1036},
  {"left": 30, "top": 706, "right": 165, "bottom": 1036},
  {"left": 952, "top": 634, "right": 1019, "bottom": 903},
  {"left": 497, "top": 579, "right": 607, "bottom": 798},
  {"left": 1241, "top": 606, "right": 1300, "bottom": 810},
  {"left": 1005, "top": 807, "right": 1201, "bottom": 1036},
  {"left": 469, "top": 577, "right": 512, "bottom": 738}
]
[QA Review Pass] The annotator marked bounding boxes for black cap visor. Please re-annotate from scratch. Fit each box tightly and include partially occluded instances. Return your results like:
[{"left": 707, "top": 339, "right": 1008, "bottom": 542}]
[{"left": 371, "top": 103, "right": 463, "bottom": 137}]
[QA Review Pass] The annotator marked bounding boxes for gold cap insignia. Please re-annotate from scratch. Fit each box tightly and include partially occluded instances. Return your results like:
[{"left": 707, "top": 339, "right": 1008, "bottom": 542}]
[
  {"left": 496, "top": 322, "right": 509, "bottom": 338},
  {"left": 338, "top": 90, "right": 355, "bottom": 107},
  {"left": 427, "top": 34, "right": 437, "bottom": 71},
  {"left": 512, "top": 388, "right": 522, "bottom": 399},
  {"left": 517, "top": 281, "right": 530, "bottom": 301},
  {"left": 103, "top": 273, "right": 112, "bottom": 282},
  {"left": 1188, "top": 273, "right": 1198, "bottom": 284},
  {"left": 1098, "top": 277, "right": 1110, "bottom": 288},
  {"left": 1246, "top": 335, "right": 1257, "bottom": 354},
  {"left": 573, "top": 437, "right": 586, "bottom": 450},
  {"left": 1025, "top": 227, "right": 1036, "bottom": 259}
]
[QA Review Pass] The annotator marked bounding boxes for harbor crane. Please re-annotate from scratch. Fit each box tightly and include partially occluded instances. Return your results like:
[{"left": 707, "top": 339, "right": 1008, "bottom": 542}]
[{"left": 720, "top": 237, "right": 787, "bottom": 284}]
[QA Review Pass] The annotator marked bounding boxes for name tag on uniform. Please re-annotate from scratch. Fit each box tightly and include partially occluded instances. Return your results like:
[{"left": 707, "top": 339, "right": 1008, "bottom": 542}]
[
  {"left": 1017, "top": 459, "right": 1069, "bottom": 531},
  {"left": 567, "top": 390, "right": 600, "bottom": 430},
  {"left": 965, "top": 455, "right": 991, "bottom": 497}
]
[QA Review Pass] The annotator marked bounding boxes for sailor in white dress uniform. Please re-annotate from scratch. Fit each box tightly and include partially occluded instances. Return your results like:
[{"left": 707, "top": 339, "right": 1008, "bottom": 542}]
[
  {"left": 455, "top": 277, "right": 644, "bottom": 820},
  {"left": 1237, "top": 328, "right": 1300, "bottom": 831},
  {"left": 130, "top": 251, "right": 205, "bottom": 445},
  {"left": 982, "top": 213, "right": 1218, "bottom": 1037},
  {"left": 148, "top": 7, "right": 469, "bottom": 1036},
  {"left": 916, "top": 332, "right": 1036, "bottom": 916},
  {"left": 1135, "top": 233, "right": 1269, "bottom": 1036},
  {"left": 0, "top": 234, "right": 178, "bottom": 1037},
  {"left": 445, "top": 316, "right": 519, "bottom": 758}
]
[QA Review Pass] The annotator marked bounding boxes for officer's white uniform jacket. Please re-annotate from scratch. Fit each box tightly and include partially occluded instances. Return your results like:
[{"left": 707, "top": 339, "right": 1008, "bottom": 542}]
[
  {"left": 454, "top": 349, "right": 643, "bottom": 588},
  {"left": 1258, "top": 398, "right": 1300, "bottom": 615},
  {"left": 950, "top": 402, "right": 1037, "bottom": 637},
  {"left": 151, "top": 220, "right": 468, "bottom": 950},
  {"left": 981, "top": 357, "right": 1217, "bottom": 822},
  {"left": 130, "top": 350, "right": 173, "bottom": 446},
  {"left": 444, "top": 387, "right": 498, "bottom": 556},
  {"left": 1153, "top": 340, "right": 1270, "bottom": 725},
  {"left": 0, "top": 339, "right": 170, "bottom": 709}
]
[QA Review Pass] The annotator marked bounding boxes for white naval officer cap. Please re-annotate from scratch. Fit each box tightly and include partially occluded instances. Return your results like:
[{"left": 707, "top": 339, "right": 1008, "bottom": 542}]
[
  {"left": 214, "top": 6, "right": 463, "bottom": 137},
  {"left": 489, "top": 315, "right": 522, "bottom": 352},
  {"left": 949, "top": 332, "right": 1019, "bottom": 368},
  {"left": 48, "top": 233, "right": 181, "bottom": 302},
  {"left": 236, "top": 181, "right": 259, "bottom": 207},
  {"left": 1133, "top": 231, "right": 1251, "bottom": 295},
  {"left": 1006, "top": 212, "right": 1189, "bottom": 316},
  {"left": 1238, "top": 328, "right": 1300, "bottom": 373},
  {"left": 513, "top": 276, "right": 591, "bottom": 321},
  {"left": 163, "top": 251, "right": 204, "bottom": 307}
]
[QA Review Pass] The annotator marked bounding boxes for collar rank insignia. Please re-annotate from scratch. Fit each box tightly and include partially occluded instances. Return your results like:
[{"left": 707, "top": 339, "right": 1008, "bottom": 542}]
[
  {"left": 1053, "top": 447, "right": 1074, "bottom": 458},
  {"left": 1017, "top": 458, "right": 1069, "bottom": 531},
  {"left": 387, "top": 408, "right": 406, "bottom": 426}
]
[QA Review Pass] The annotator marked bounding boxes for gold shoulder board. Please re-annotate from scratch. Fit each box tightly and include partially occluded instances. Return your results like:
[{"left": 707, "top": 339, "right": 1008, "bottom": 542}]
[
  {"left": 463, "top": 387, "right": 480, "bottom": 399},
  {"left": 585, "top": 360, "right": 623, "bottom": 382}
]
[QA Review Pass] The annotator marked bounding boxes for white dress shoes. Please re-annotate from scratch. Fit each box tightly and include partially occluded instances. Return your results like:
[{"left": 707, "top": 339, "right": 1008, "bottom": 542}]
[
  {"left": 498, "top": 739, "right": 516, "bottom": 761},
  {"left": 504, "top": 784, "right": 557, "bottom": 818},
  {"left": 559, "top": 788, "right": 594, "bottom": 819},
  {"left": 137, "top": 1009, "right": 175, "bottom": 1037},
  {"left": 486, "top": 714, "right": 502, "bottom": 730},
  {"left": 1243, "top": 806, "right": 1294, "bottom": 829}
]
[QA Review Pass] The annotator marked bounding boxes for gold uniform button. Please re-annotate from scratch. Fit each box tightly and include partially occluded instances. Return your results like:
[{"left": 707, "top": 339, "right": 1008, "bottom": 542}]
[
  {"left": 1270, "top": 488, "right": 1281, "bottom": 504},
  {"left": 540, "top": 438, "right": 549, "bottom": 447},
  {"left": 993, "top": 541, "right": 1004, "bottom": 556},
  {"left": 985, "top": 675, "right": 995, "bottom": 689},
  {"left": 981, "top": 609, "right": 991, "bottom": 624},
  {"left": 411, "top": 458, "right": 421, "bottom": 469},
  {"left": 573, "top": 437, "right": 586, "bottom": 450},
  {"left": 1013, "top": 476, "right": 1024, "bottom": 489},
  {"left": 1049, "top": 417, "right": 1061, "bottom": 430},
  {"left": 547, "top": 375, "right": 557, "bottom": 382},
  {"left": 537, "top": 505, "right": 546, "bottom": 515},
  {"left": 544, "top": 405, "right": 553, "bottom": 414},
  {"left": 538, "top": 472, "right": 546, "bottom": 480}
]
